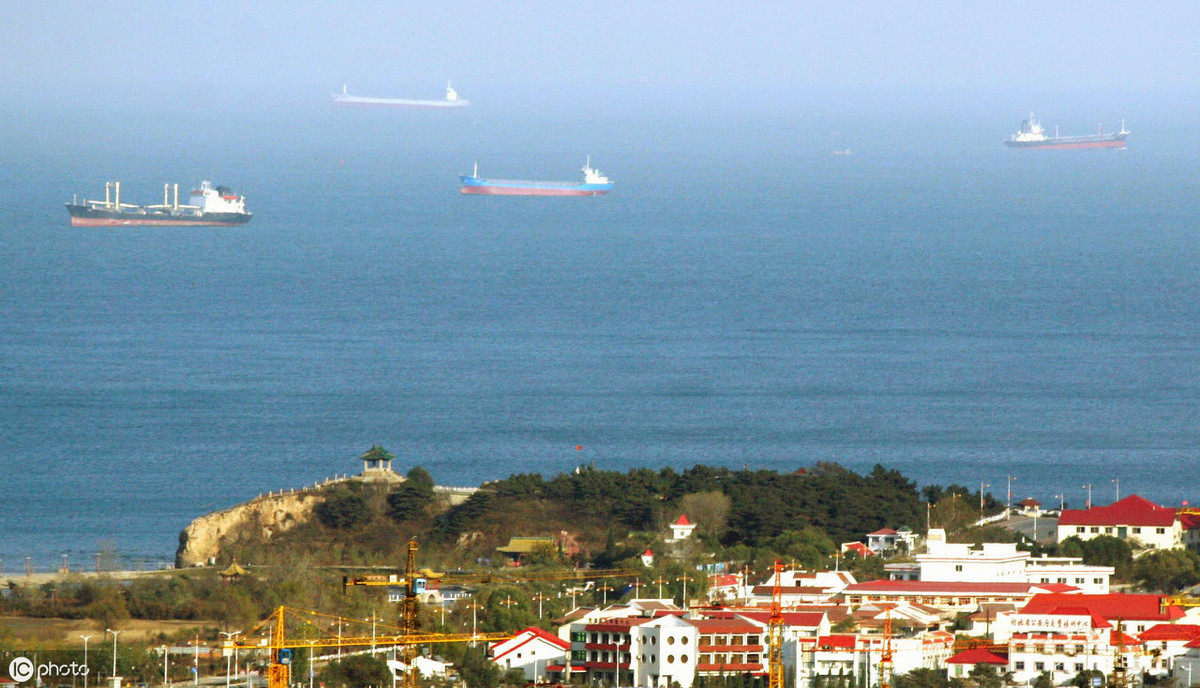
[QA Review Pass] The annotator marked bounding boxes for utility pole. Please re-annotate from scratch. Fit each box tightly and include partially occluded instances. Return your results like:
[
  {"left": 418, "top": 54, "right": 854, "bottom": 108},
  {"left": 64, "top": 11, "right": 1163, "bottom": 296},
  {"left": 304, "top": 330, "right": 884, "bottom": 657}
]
[
  {"left": 1083, "top": 483, "right": 1093, "bottom": 509},
  {"left": 980, "top": 483, "right": 991, "bottom": 521}
]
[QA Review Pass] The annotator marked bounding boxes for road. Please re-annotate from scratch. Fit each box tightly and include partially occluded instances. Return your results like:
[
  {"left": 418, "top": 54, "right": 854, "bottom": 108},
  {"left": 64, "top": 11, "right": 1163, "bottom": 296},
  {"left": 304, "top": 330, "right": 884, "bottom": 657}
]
[{"left": 1001, "top": 511, "right": 1060, "bottom": 545}]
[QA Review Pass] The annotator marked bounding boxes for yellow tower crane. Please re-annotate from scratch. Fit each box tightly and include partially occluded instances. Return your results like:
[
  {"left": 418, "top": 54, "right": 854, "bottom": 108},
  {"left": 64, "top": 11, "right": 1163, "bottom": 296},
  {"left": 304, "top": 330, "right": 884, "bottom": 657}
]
[{"left": 234, "top": 606, "right": 511, "bottom": 688}]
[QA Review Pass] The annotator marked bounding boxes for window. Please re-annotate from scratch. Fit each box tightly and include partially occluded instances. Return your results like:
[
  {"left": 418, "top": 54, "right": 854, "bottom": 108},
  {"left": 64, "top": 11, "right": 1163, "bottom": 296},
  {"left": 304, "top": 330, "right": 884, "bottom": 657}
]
[
  {"left": 667, "top": 655, "right": 674, "bottom": 664},
  {"left": 1090, "top": 527, "right": 1099, "bottom": 533},
  {"left": 1075, "top": 664, "right": 1084, "bottom": 672},
  {"left": 955, "top": 565, "right": 963, "bottom": 572},
  {"left": 1055, "top": 663, "right": 1065, "bottom": 672},
  {"left": 1075, "top": 578, "right": 1084, "bottom": 584},
  {"left": 682, "top": 636, "right": 690, "bottom": 645},
  {"left": 1036, "top": 662, "right": 1045, "bottom": 671},
  {"left": 1076, "top": 527, "right": 1085, "bottom": 533},
  {"left": 1105, "top": 527, "right": 1114, "bottom": 534},
  {"left": 1015, "top": 662, "right": 1025, "bottom": 671},
  {"left": 667, "top": 636, "right": 676, "bottom": 645},
  {"left": 1133, "top": 527, "right": 1141, "bottom": 534},
  {"left": 681, "top": 654, "right": 689, "bottom": 664},
  {"left": 1094, "top": 578, "right": 1103, "bottom": 584},
  {"left": 1157, "top": 527, "right": 1166, "bottom": 534}
]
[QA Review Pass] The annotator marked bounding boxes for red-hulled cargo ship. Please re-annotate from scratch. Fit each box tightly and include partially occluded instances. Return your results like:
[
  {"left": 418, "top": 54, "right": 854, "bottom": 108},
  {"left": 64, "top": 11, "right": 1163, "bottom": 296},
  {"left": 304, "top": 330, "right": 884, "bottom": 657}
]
[{"left": 1005, "top": 114, "right": 1128, "bottom": 150}]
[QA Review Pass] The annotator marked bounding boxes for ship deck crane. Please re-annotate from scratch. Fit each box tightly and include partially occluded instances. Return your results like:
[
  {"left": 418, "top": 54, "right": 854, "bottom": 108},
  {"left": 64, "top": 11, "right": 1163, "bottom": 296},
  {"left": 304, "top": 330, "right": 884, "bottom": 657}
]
[{"left": 234, "top": 606, "right": 511, "bottom": 688}]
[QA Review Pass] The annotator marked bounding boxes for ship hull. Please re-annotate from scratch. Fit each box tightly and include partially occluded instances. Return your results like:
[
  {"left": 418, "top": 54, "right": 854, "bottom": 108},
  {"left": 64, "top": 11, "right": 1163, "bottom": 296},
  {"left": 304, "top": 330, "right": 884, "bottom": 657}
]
[
  {"left": 459, "top": 176, "right": 612, "bottom": 196},
  {"left": 1005, "top": 133, "right": 1127, "bottom": 150},
  {"left": 66, "top": 205, "right": 252, "bottom": 227},
  {"left": 333, "top": 97, "right": 468, "bottom": 109}
]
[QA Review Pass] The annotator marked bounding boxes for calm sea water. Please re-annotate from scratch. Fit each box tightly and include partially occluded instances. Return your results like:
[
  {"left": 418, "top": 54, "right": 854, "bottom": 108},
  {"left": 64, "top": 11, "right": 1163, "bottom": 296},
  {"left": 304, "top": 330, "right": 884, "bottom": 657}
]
[{"left": 3, "top": 103, "right": 1199, "bottom": 570}]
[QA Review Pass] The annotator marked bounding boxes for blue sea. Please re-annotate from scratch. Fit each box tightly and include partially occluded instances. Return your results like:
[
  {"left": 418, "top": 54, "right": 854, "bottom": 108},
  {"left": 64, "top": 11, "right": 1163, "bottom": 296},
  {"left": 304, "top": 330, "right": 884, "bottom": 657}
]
[{"left": 3, "top": 96, "right": 1199, "bottom": 571}]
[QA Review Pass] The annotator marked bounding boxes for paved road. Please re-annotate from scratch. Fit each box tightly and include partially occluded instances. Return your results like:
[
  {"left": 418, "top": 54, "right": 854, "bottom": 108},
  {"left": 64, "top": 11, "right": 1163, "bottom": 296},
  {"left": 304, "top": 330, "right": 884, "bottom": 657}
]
[{"left": 1001, "top": 511, "right": 1060, "bottom": 545}]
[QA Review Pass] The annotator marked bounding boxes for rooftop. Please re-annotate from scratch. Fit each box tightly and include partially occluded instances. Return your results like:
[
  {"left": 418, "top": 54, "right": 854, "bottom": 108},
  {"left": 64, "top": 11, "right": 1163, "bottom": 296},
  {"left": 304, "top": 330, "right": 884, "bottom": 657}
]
[{"left": 1058, "top": 495, "right": 1177, "bottom": 528}]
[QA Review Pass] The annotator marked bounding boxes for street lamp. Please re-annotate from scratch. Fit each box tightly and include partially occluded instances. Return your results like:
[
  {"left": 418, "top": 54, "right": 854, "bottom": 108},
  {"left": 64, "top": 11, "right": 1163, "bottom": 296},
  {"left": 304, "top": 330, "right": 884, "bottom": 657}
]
[
  {"left": 80, "top": 636, "right": 93, "bottom": 688},
  {"left": 1054, "top": 493, "right": 1065, "bottom": 512},
  {"left": 1082, "top": 483, "right": 1093, "bottom": 509},
  {"left": 106, "top": 629, "right": 121, "bottom": 679},
  {"left": 334, "top": 620, "right": 344, "bottom": 660},
  {"left": 1112, "top": 478, "right": 1121, "bottom": 502},
  {"left": 980, "top": 483, "right": 991, "bottom": 521},
  {"left": 307, "top": 640, "right": 318, "bottom": 688},
  {"left": 531, "top": 593, "right": 549, "bottom": 619},
  {"left": 1007, "top": 476, "right": 1017, "bottom": 518},
  {"left": 218, "top": 632, "right": 240, "bottom": 688},
  {"left": 465, "top": 602, "right": 484, "bottom": 646},
  {"left": 676, "top": 574, "right": 693, "bottom": 609},
  {"left": 653, "top": 576, "right": 668, "bottom": 601},
  {"left": 596, "top": 584, "right": 613, "bottom": 607},
  {"left": 160, "top": 646, "right": 169, "bottom": 688}
]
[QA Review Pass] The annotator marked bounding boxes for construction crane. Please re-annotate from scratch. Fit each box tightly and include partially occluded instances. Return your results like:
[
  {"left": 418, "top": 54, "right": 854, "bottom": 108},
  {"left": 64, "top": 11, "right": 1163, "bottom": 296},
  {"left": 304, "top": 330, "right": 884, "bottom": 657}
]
[
  {"left": 1110, "top": 619, "right": 1129, "bottom": 688},
  {"left": 768, "top": 560, "right": 784, "bottom": 688},
  {"left": 880, "top": 612, "right": 894, "bottom": 688},
  {"left": 234, "top": 606, "right": 511, "bottom": 688}
]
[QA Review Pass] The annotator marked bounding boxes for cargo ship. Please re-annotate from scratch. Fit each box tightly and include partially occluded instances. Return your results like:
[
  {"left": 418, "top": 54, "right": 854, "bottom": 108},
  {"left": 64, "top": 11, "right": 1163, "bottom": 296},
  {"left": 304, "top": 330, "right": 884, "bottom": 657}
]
[
  {"left": 1005, "top": 114, "right": 1128, "bottom": 150},
  {"left": 459, "top": 159, "right": 614, "bottom": 196},
  {"left": 332, "top": 82, "right": 469, "bottom": 109},
  {"left": 66, "top": 181, "right": 252, "bottom": 227}
]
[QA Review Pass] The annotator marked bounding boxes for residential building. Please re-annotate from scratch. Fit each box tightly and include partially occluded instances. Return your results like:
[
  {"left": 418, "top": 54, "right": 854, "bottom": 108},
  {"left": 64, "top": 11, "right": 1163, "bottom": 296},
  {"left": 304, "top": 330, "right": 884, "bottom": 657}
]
[
  {"left": 866, "top": 527, "right": 917, "bottom": 555},
  {"left": 490, "top": 627, "right": 571, "bottom": 682},
  {"left": 1138, "top": 624, "right": 1200, "bottom": 678},
  {"left": 945, "top": 648, "right": 1008, "bottom": 679},
  {"left": 1056, "top": 495, "right": 1190, "bottom": 550},
  {"left": 750, "top": 569, "right": 857, "bottom": 606},
  {"left": 793, "top": 630, "right": 954, "bottom": 688},
  {"left": 883, "top": 529, "right": 1113, "bottom": 593},
  {"left": 841, "top": 580, "right": 1069, "bottom": 613},
  {"left": 690, "top": 616, "right": 768, "bottom": 679}
]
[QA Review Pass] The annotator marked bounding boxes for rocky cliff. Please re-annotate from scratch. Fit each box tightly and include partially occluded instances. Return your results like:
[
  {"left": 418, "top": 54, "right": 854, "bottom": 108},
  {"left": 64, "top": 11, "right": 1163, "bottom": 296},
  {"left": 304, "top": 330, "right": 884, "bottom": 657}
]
[{"left": 175, "top": 487, "right": 334, "bottom": 567}]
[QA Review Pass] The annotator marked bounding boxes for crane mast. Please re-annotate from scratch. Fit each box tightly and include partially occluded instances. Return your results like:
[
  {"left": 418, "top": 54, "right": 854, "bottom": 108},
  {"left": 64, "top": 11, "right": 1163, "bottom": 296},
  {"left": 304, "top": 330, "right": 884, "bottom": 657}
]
[{"left": 768, "top": 560, "right": 784, "bottom": 688}]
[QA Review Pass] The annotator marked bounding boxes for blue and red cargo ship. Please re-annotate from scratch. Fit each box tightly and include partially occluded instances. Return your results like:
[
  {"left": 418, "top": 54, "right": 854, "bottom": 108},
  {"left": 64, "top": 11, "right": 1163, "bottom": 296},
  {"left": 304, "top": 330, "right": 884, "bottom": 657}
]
[{"left": 459, "top": 159, "right": 614, "bottom": 196}]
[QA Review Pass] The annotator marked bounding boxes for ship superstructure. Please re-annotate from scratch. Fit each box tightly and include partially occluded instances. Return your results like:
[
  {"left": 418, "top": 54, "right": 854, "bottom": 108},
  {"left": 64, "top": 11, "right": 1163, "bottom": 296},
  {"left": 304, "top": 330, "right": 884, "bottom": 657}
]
[{"left": 66, "top": 181, "right": 252, "bottom": 226}]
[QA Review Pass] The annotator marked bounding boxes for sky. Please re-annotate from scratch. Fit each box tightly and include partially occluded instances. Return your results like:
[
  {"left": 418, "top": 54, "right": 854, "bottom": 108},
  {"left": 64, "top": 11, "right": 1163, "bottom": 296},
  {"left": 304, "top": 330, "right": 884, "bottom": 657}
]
[{"left": 4, "top": 0, "right": 1198, "bottom": 116}]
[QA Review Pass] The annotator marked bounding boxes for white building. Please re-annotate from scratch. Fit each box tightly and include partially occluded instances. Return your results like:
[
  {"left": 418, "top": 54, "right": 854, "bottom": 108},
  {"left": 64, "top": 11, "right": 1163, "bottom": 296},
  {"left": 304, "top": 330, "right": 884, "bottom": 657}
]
[
  {"left": 793, "top": 630, "right": 954, "bottom": 688},
  {"left": 490, "top": 627, "right": 571, "bottom": 681},
  {"left": 667, "top": 515, "right": 696, "bottom": 542},
  {"left": 883, "top": 528, "right": 1112, "bottom": 593},
  {"left": 1056, "top": 495, "right": 1191, "bottom": 550}
]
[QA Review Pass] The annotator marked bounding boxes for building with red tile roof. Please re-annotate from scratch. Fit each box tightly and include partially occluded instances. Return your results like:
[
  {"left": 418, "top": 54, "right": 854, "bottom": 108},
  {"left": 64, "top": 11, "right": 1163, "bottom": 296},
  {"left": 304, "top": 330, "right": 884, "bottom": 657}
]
[
  {"left": 490, "top": 627, "right": 571, "bottom": 682},
  {"left": 1057, "top": 495, "right": 1194, "bottom": 550},
  {"left": 946, "top": 647, "right": 1008, "bottom": 678}
]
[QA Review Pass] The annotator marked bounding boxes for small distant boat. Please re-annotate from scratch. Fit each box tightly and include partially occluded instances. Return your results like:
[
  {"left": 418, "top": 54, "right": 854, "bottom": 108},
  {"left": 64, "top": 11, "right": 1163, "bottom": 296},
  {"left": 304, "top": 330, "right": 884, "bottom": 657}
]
[
  {"left": 831, "top": 148, "right": 853, "bottom": 156},
  {"left": 459, "top": 159, "right": 614, "bottom": 196},
  {"left": 331, "top": 82, "right": 469, "bottom": 109},
  {"left": 65, "top": 181, "right": 252, "bottom": 227},
  {"left": 1005, "top": 114, "right": 1128, "bottom": 150}
]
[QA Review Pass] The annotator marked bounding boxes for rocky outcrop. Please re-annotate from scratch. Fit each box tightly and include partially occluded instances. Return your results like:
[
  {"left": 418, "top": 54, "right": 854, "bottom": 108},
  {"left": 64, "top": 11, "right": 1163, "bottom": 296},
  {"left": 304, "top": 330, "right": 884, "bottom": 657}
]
[{"left": 176, "top": 487, "right": 336, "bottom": 567}]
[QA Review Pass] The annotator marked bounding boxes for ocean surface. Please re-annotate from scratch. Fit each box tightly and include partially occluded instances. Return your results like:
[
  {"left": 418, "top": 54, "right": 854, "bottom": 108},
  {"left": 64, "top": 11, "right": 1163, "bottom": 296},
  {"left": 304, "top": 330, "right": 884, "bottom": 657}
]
[{"left": 3, "top": 101, "right": 1200, "bottom": 571}]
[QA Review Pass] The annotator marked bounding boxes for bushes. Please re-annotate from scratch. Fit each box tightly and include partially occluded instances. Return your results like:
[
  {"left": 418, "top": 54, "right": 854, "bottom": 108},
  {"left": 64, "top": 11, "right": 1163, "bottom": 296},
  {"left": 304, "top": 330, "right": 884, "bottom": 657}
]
[{"left": 316, "top": 490, "right": 372, "bottom": 529}]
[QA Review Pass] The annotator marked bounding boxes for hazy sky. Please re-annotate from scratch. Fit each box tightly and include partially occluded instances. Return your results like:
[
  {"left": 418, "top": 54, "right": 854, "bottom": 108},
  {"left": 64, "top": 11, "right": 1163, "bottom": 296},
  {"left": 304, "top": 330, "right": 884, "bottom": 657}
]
[{"left": 5, "top": 0, "right": 1198, "bottom": 111}]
